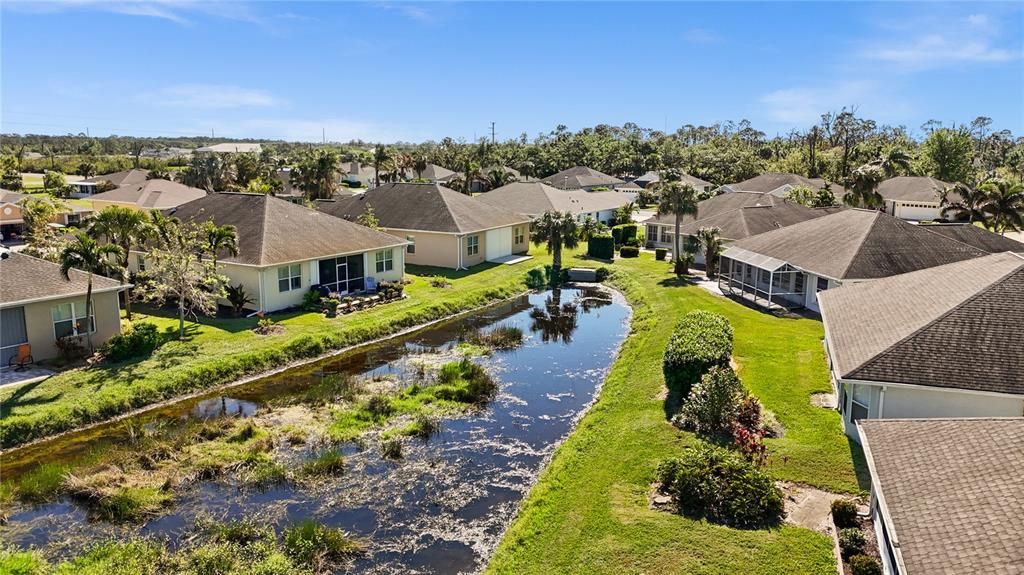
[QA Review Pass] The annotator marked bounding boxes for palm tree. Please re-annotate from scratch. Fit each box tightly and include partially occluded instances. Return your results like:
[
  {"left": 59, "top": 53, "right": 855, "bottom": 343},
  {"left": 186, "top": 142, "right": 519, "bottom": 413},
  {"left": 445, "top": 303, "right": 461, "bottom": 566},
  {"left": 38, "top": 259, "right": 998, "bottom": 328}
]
[
  {"left": 843, "top": 164, "right": 885, "bottom": 208},
  {"left": 291, "top": 148, "right": 339, "bottom": 200},
  {"left": 484, "top": 167, "right": 517, "bottom": 190},
  {"left": 979, "top": 178, "right": 1024, "bottom": 235},
  {"left": 531, "top": 211, "right": 580, "bottom": 283},
  {"left": 88, "top": 206, "right": 154, "bottom": 320},
  {"left": 578, "top": 216, "right": 606, "bottom": 241},
  {"left": 59, "top": 232, "right": 123, "bottom": 352},
  {"left": 202, "top": 221, "right": 239, "bottom": 266},
  {"left": 651, "top": 169, "right": 698, "bottom": 263},
  {"left": 373, "top": 145, "right": 392, "bottom": 188},
  {"left": 414, "top": 155, "right": 428, "bottom": 180},
  {"left": 77, "top": 161, "right": 97, "bottom": 180},
  {"left": 939, "top": 182, "right": 989, "bottom": 224},
  {"left": 463, "top": 160, "right": 483, "bottom": 194},
  {"left": 614, "top": 201, "right": 638, "bottom": 225},
  {"left": 696, "top": 226, "right": 723, "bottom": 278},
  {"left": 872, "top": 148, "right": 913, "bottom": 178}
]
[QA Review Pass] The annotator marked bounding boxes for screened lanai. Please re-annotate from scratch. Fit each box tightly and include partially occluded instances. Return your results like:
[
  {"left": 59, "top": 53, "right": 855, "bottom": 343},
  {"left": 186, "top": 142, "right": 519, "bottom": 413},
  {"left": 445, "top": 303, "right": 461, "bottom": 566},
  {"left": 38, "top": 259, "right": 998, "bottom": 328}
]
[{"left": 717, "top": 246, "right": 809, "bottom": 310}]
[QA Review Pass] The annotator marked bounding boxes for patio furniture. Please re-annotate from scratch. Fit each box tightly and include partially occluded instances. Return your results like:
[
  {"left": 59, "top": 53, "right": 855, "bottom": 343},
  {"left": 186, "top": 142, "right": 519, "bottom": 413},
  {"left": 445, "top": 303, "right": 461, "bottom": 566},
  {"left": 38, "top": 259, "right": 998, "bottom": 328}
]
[{"left": 8, "top": 344, "right": 34, "bottom": 371}]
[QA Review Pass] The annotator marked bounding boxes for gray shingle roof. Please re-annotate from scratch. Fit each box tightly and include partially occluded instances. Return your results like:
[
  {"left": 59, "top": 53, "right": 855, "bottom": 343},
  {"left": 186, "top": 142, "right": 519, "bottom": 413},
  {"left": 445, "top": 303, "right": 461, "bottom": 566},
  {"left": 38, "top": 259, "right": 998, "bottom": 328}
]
[
  {"left": 0, "top": 189, "right": 30, "bottom": 205},
  {"left": 318, "top": 182, "right": 529, "bottom": 234},
  {"left": 726, "top": 172, "right": 848, "bottom": 198},
  {"left": 541, "top": 166, "right": 625, "bottom": 189},
  {"left": 727, "top": 209, "right": 986, "bottom": 280},
  {"left": 877, "top": 176, "right": 952, "bottom": 203},
  {"left": 86, "top": 169, "right": 150, "bottom": 187},
  {"left": 168, "top": 193, "right": 408, "bottom": 266},
  {"left": 920, "top": 223, "right": 1024, "bottom": 253},
  {"left": 645, "top": 193, "right": 842, "bottom": 241},
  {"left": 818, "top": 252, "right": 1024, "bottom": 395},
  {"left": 644, "top": 191, "right": 782, "bottom": 226},
  {"left": 477, "top": 181, "right": 632, "bottom": 218},
  {"left": 858, "top": 418, "right": 1024, "bottom": 575},
  {"left": 0, "top": 252, "right": 123, "bottom": 305},
  {"left": 634, "top": 170, "right": 712, "bottom": 189},
  {"left": 90, "top": 179, "right": 207, "bottom": 209}
]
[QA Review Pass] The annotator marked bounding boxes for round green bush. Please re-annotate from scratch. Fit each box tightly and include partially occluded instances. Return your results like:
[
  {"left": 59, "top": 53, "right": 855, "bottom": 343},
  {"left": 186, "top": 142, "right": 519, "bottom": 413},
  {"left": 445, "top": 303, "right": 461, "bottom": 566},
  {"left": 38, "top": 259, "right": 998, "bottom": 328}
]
[
  {"left": 655, "top": 248, "right": 667, "bottom": 261},
  {"left": 838, "top": 527, "right": 866, "bottom": 558},
  {"left": 831, "top": 498, "right": 859, "bottom": 528},
  {"left": 849, "top": 555, "right": 882, "bottom": 575},
  {"left": 662, "top": 310, "right": 733, "bottom": 398},
  {"left": 619, "top": 246, "right": 639, "bottom": 258},
  {"left": 674, "top": 366, "right": 745, "bottom": 435},
  {"left": 101, "top": 322, "right": 161, "bottom": 363}
]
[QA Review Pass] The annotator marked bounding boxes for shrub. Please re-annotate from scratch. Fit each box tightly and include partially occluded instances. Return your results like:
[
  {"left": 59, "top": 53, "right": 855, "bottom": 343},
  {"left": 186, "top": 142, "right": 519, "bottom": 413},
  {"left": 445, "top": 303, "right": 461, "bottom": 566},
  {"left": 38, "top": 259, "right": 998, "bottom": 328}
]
[
  {"left": 365, "top": 395, "right": 395, "bottom": 419},
  {"left": 624, "top": 237, "right": 641, "bottom": 247},
  {"left": 302, "top": 288, "right": 323, "bottom": 311},
  {"left": 429, "top": 276, "right": 452, "bottom": 288},
  {"left": 619, "top": 246, "right": 639, "bottom": 258},
  {"left": 525, "top": 267, "right": 547, "bottom": 289},
  {"left": 838, "top": 528, "right": 866, "bottom": 558},
  {"left": 730, "top": 424, "right": 768, "bottom": 465},
  {"left": 301, "top": 449, "right": 345, "bottom": 476},
  {"left": 662, "top": 310, "right": 733, "bottom": 397},
  {"left": 381, "top": 438, "right": 403, "bottom": 459},
  {"left": 610, "top": 226, "right": 623, "bottom": 245},
  {"left": 102, "top": 323, "right": 161, "bottom": 362},
  {"left": 674, "top": 366, "right": 745, "bottom": 435},
  {"left": 614, "top": 223, "right": 638, "bottom": 245},
  {"left": 656, "top": 443, "right": 783, "bottom": 528},
  {"left": 594, "top": 266, "right": 611, "bottom": 282},
  {"left": 655, "top": 248, "right": 667, "bottom": 261},
  {"left": 587, "top": 234, "right": 615, "bottom": 260},
  {"left": 831, "top": 498, "right": 859, "bottom": 528},
  {"left": 849, "top": 555, "right": 882, "bottom": 575},
  {"left": 735, "top": 395, "right": 764, "bottom": 434}
]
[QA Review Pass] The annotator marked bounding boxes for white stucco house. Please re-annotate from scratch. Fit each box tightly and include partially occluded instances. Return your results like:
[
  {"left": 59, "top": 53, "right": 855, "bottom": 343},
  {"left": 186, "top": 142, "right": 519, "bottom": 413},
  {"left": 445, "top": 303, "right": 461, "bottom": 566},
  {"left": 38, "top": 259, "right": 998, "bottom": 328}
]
[{"left": 876, "top": 176, "right": 953, "bottom": 222}]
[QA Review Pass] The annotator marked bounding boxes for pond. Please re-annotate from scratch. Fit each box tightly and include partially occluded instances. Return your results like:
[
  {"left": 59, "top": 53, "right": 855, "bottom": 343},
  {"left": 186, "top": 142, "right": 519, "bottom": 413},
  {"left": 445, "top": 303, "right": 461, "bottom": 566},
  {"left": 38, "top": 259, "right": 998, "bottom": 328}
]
[{"left": 0, "top": 287, "right": 630, "bottom": 574}]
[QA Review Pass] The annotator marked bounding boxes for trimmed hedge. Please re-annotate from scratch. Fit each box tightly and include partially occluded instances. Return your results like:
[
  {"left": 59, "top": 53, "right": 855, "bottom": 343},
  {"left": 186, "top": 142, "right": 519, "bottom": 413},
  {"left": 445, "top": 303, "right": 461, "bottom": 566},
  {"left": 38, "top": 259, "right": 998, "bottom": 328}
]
[
  {"left": 619, "top": 246, "right": 639, "bottom": 258},
  {"left": 655, "top": 248, "right": 667, "bottom": 261},
  {"left": 613, "top": 223, "right": 638, "bottom": 245},
  {"left": 587, "top": 234, "right": 615, "bottom": 260},
  {"left": 662, "top": 310, "right": 733, "bottom": 397}
]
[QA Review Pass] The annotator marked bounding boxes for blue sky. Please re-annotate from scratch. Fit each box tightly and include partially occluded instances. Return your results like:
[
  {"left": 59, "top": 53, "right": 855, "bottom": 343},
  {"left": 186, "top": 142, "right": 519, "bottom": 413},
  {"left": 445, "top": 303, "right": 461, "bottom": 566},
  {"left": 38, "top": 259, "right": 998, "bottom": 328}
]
[{"left": 2, "top": 1, "right": 1022, "bottom": 143}]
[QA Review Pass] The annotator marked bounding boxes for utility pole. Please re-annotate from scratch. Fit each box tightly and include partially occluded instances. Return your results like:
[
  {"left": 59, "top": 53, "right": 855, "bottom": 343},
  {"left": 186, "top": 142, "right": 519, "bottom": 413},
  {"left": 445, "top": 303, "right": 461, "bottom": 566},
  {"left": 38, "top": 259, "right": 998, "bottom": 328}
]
[
  {"left": 86, "top": 127, "right": 90, "bottom": 137},
  {"left": 489, "top": 122, "right": 496, "bottom": 145},
  {"left": 322, "top": 127, "right": 326, "bottom": 144},
  {"left": 211, "top": 128, "right": 215, "bottom": 138}
]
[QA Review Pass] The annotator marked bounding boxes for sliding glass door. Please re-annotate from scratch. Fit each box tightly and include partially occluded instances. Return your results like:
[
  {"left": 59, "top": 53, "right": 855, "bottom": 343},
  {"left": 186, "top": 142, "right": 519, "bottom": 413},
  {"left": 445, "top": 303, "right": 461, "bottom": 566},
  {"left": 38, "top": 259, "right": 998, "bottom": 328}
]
[{"left": 317, "top": 255, "right": 365, "bottom": 294}]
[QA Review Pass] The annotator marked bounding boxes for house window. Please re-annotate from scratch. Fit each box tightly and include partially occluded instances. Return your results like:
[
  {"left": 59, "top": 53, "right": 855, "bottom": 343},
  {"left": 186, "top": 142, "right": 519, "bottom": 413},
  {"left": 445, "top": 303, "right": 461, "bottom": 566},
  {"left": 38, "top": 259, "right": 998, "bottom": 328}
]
[
  {"left": 850, "top": 384, "right": 870, "bottom": 422},
  {"left": 277, "top": 264, "right": 302, "bottom": 292},
  {"left": 817, "top": 276, "right": 829, "bottom": 292},
  {"left": 375, "top": 249, "right": 394, "bottom": 273},
  {"left": 794, "top": 273, "right": 805, "bottom": 293},
  {"left": 406, "top": 236, "right": 415, "bottom": 254},
  {"left": 137, "top": 254, "right": 146, "bottom": 272},
  {"left": 514, "top": 227, "right": 524, "bottom": 244},
  {"left": 52, "top": 301, "right": 95, "bottom": 339},
  {"left": 466, "top": 235, "right": 479, "bottom": 256}
]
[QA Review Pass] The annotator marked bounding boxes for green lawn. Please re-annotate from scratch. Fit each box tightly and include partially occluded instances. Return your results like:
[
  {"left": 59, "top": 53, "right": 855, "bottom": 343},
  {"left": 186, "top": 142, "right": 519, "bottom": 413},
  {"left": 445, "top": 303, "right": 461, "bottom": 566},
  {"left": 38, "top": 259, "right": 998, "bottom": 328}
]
[
  {"left": 485, "top": 253, "right": 863, "bottom": 575},
  {"left": 0, "top": 260, "right": 549, "bottom": 448}
]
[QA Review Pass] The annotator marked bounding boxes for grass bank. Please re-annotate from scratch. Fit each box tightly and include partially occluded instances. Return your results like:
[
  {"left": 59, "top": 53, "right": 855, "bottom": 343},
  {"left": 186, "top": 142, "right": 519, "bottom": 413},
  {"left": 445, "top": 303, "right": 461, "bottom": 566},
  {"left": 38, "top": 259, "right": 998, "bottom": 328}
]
[
  {"left": 0, "top": 261, "right": 543, "bottom": 449},
  {"left": 486, "top": 253, "right": 863, "bottom": 575}
]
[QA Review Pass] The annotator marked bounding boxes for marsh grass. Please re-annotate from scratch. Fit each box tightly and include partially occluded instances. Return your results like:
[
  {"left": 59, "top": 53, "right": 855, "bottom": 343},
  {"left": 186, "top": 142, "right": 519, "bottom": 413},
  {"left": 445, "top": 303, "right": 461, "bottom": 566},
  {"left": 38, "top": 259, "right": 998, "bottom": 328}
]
[
  {"left": 464, "top": 324, "right": 524, "bottom": 351},
  {"left": 301, "top": 449, "right": 345, "bottom": 477},
  {"left": 381, "top": 438, "right": 403, "bottom": 459},
  {"left": 283, "top": 520, "right": 364, "bottom": 569},
  {"left": 241, "top": 459, "right": 288, "bottom": 489},
  {"left": 14, "top": 462, "right": 70, "bottom": 503}
]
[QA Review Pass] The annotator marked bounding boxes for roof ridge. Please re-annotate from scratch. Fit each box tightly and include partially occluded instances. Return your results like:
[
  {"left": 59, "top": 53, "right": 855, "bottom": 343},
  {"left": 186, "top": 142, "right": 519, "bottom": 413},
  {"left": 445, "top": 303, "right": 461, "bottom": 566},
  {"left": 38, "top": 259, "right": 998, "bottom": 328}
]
[
  {"left": 836, "top": 211, "right": 887, "bottom": 279},
  {"left": 258, "top": 193, "right": 273, "bottom": 265},
  {"left": 846, "top": 256, "right": 1024, "bottom": 378},
  {"left": 434, "top": 183, "right": 465, "bottom": 233}
]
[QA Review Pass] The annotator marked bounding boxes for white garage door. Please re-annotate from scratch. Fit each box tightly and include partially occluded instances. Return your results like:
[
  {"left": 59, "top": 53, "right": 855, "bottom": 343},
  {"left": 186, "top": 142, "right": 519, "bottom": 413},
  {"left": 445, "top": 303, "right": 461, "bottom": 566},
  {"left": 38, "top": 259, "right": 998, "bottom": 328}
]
[{"left": 485, "top": 228, "right": 513, "bottom": 261}]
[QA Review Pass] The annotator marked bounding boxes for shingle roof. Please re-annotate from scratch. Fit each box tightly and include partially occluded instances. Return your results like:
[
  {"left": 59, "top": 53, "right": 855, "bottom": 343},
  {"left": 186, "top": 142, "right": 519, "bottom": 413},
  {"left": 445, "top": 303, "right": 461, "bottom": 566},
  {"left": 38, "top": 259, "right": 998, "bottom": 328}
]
[
  {"left": 920, "top": 223, "right": 1024, "bottom": 253},
  {"left": 0, "top": 251, "right": 123, "bottom": 305},
  {"left": 86, "top": 169, "right": 150, "bottom": 187},
  {"left": 318, "top": 182, "right": 529, "bottom": 234},
  {"left": 634, "top": 170, "right": 712, "bottom": 189},
  {"left": 726, "top": 209, "right": 986, "bottom": 280},
  {"left": 168, "top": 193, "right": 408, "bottom": 266},
  {"left": 818, "top": 252, "right": 1024, "bottom": 395},
  {"left": 877, "top": 176, "right": 952, "bottom": 203},
  {"left": 727, "top": 172, "right": 847, "bottom": 198},
  {"left": 858, "top": 418, "right": 1024, "bottom": 575},
  {"left": 90, "top": 179, "right": 207, "bottom": 209},
  {"left": 672, "top": 203, "right": 842, "bottom": 242},
  {"left": 541, "top": 166, "right": 625, "bottom": 189},
  {"left": 0, "top": 189, "right": 30, "bottom": 205},
  {"left": 643, "top": 190, "right": 781, "bottom": 226},
  {"left": 417, "top": 164, "right": 458, "bottom": 182},
  {"left": 477, "top": 181, "right": 632, "bottom": 218}
]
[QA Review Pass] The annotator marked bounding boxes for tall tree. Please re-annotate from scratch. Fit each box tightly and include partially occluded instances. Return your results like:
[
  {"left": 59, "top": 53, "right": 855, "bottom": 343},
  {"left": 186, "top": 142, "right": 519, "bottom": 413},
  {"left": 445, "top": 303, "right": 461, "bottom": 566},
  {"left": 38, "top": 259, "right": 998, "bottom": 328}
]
[
  {"left": 651, "top": 169, "right": 699, "bottom": 263},
  {"left": 531, "top": 211, "right": 580, "bottom": 283},
  {"left": 696, "top": 226, "right": 723, "bottom": 278},
  {"left": 843, "top": 164, "right": 885, "bottom": 208},
  {"left": 59, "top": 232, "right": 123, "bottom": 352},
  {"left": 290, "top": 148, "right": 340, "bottom": 200},
  {"left": 921, "top": 127, "right": 974, "bottom": 184},
  {"left": 88, "top": 206, "right": 154, "bottom": 319},
  {"left": 939, "top": 183, "right": 989, "bottom": 225},
  {"left": 871, "top": 148, "right": 913, "bottom": 178},
  {"left": 979, "top": 178, "right": 1024, "bottom": 235},
  {"left": 19, "top": 195, "right": 69, "bottom": 261}
]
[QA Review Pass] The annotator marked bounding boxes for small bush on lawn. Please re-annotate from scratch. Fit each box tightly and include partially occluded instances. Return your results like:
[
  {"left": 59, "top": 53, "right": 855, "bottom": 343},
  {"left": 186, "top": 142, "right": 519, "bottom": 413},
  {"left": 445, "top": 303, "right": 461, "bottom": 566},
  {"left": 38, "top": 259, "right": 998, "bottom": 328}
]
[
  {"left": 662, "top": 310, "right": 733, "bottom": 398},
  {"left": 587, "top": 234, "right": 615, "bottom": 260},
  {"left": 102, "top": 323, "right": 161, "bottom": 362},
  {"left": 838, "top": 528, "right": 866, "bottom": 558},
  {"left": 831, "top": 498, "right": 859, "bottom": 528},
  {"left": 619, "top": 246, "right": 639, "bottom": 258},
  {"left": 655, "top": 248, "right": 667, "bottom": 261},
  {"left": 849, "top": 555, "right": 882, "bottom": 575},
  {"left": 673, "top": 366, "right": 745, "bottom": 435},
  {"left": 655, "top": 443, "right": 783, "bottom": 528},
  {"left": 594, "top": 266, "right": 611, "bottom": 282},
  {"left": 429, "top": 276, "right": 452, "bottom": 288}
]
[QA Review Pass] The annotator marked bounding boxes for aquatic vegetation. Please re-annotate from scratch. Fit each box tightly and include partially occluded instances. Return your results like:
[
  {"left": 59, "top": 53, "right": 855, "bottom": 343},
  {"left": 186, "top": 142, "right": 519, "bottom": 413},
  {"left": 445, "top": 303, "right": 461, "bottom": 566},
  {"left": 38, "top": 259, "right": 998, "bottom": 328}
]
[
  {"left": 463, "top": 324, "right": 524, "bottom": 351},
  {"left": 381, "top": 438, "right": 404, "bottom": 459},
  {"left": 0, "top": 544, "right": 48, "bottom": 575},
  {"left": 283, "top": 520, "right": 364, "bottom": 570},
  {"left": 53, "top": 540, "right": 163, "bottom": 575},
  {"left": 12, "top": 463, "right": 70, "bottom": 503},
  {"left": 402, "top": 413, "right": 441, "bottom": 439},
  {"left": 63, "top": 469, "right": 172, "bottom": 522},
  {"left": 241, "top": 459, "right": 289, "bottom": 489},
  {"left": 300, "top": 449, "right": 345, "bottom": 477}
]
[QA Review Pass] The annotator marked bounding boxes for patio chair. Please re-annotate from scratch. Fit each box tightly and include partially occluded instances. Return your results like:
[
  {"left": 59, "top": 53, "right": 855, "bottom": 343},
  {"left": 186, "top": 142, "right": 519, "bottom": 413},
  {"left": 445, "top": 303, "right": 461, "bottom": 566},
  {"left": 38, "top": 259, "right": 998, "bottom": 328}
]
[
  {"left": 364, "top": 276, "right": 378, "bottom": 294},
  {"left": 8, "top": 344, "right": 34, "bottom": 372}
]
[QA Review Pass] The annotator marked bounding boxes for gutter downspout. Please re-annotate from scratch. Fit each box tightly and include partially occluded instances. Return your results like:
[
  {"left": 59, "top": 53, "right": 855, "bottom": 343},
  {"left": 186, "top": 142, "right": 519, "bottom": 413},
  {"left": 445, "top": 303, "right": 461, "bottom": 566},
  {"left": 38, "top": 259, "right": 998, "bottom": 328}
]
[
  {"left": 456, "top": 235, "right": 465, "bottom": 270},
  {"left": 248, "top": 268, "right": 267, "bottom": 318}
]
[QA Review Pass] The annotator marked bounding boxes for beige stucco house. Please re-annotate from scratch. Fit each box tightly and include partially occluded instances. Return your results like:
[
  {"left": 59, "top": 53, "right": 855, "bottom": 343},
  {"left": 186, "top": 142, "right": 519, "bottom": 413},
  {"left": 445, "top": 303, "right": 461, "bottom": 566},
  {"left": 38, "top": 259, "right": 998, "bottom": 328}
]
[
  {"left": 144, "top": 193, "right": 409, "bottom": 313},
  {"left": 0, "top": 251, "right": 124, "bottom": 365},
  {"left": 1, "top": 189, "right": 92, "bottom": 244},
  {"left": 477, "top": 181, "right": 631, "bottom": 226},
  {"left": 318, "top": 182, "right": 531, "bottom": 269},
  {"left": 90, "top": 179, "right": 207, "bottom": 212}
]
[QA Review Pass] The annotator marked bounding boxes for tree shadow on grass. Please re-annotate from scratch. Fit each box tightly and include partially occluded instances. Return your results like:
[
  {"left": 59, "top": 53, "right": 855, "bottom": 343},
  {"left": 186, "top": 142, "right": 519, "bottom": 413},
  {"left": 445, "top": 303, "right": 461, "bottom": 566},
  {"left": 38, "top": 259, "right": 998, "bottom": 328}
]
[
  {"left": 662, "top": 385, "right": 685, "bottom": 422},
  {"left": 0, "top": 379, "right": 64, "bottom": 416}
]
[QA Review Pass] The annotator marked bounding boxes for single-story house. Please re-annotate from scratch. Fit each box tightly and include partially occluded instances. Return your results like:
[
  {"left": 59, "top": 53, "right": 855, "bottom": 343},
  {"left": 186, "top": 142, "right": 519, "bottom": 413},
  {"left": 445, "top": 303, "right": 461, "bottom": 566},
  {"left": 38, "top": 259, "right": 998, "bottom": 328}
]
[
  {"left": 541, "top": 166, "right": 625, "bottom": 191},
  {"left": 818, "top": 252, "right": 1024, "bottom": 439},
  {"left": 195, "top": 143, "right": 263, "bottom": 154},
  {"left": 643, "top": 191, "right": 841, "bottom": 264},
  {"left": 876, "top": 176, "right": 953, "bottom": 221},
  {"left": 1, "top": 189, "right": 92, "bottom": 243},
  {"left": 144, "top": 193, "right": 408, "bottom": 313},
  {"left": 0, "top": 250, "right": 125, "bottom": 365},
  {"left": 408, "top": 163, "right": 461, "bottom": 184},
  {"left": 857, "top": 418, "right": 1024, "bottom": 575},
  {"left": 719, "top": 172, "right": 846, "bottom": 200},
  {"left": 477, "top": 181, "right": 631, "bottom": 225},
  {"left": 717, "top": 209, "right": 987, "bottom": 311},
  {"left": 318, "top": 182, "right": 531, "bottom": 269},
  {"left": 919, "top": 222, "right": 1024, "bottom": 252},
  {"left": 90, "top": 179, "right": 207, "bottom": 212},
  {"left": 68, "top": 169, "right": 151, "bottom": 198},
  {"left": 633, "top": 170, "right": 712, "bottom": 194},
  {"left": 342, "top": 162, "right": 377, "bottom": 188}
]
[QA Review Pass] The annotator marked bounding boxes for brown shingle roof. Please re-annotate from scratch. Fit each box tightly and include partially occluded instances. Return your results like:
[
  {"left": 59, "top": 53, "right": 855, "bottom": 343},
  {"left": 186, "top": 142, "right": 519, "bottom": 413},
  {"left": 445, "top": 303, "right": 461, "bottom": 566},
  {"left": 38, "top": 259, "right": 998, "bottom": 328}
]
[
  {"left": 634, "top": 170, "right": 712, "bottom": 189},
  {"left": 86, "top": 169, "right": 150, "bottom": 187},
  {"left": 541, "top": 166, "right": 625, "bottom": 189},
  {"left": 90, "top": 179, "right": 207, "bottom": 209},
  {"left": 643, "top": 190, "right": 780, "bottom": 226},
  {"left": 477, "top": 182, "right": 631, "bottom": 218},
  {"left": 0, "top": 252, "right": 123, "bottom": 305},
  {"left": 877, "top": 176, "right": 952, "bottom": 203},
  {"left": 727, "top": 209, "right": 986, "bottom": 280},
  {"left": 921, "top": 223, "right": 1024, "bottom": 253},
  {"left": 818, "top": 252, "right": 1024, "bottom": 395},
  {"left": 318, "top": 182, "right": 529, "bottom": 234},
  {"left": 858, "top": 418, "right": 1024, "bottom": 575},
  {"left": 168, "top": 193, "right": 408, "bottom": 266},
  {"left": 727, "top": 172, "right": 845, "bottom": 196}
]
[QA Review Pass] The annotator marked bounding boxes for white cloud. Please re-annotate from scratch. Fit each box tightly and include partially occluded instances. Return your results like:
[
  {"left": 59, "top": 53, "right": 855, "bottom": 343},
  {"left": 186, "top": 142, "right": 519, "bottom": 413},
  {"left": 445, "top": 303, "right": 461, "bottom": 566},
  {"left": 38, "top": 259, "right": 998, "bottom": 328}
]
[
  {"left": 4, "top": 0, "right": 265, "bottom": 26},
  {"left": 683, "top": 28, "right": 720, "bottom": 45},
  {"left": 146, "top": 84, "right": 282, "bottom": 109},
  {"left": 862, "top": 12, "right": 1020, "bottom": 69},
  {"left": 759, "top": 81, "right": 873, "bottom": 125}
]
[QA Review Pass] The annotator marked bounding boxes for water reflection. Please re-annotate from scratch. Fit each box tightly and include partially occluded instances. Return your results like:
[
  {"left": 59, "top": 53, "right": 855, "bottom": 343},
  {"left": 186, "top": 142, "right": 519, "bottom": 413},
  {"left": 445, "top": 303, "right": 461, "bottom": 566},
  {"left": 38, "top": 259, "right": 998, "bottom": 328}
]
[
  {"left": 528, "top": 288, "right": 611, "bottom": 344},
  {"left": 190, "top": 396, "right": 258, "bottom": 419}
]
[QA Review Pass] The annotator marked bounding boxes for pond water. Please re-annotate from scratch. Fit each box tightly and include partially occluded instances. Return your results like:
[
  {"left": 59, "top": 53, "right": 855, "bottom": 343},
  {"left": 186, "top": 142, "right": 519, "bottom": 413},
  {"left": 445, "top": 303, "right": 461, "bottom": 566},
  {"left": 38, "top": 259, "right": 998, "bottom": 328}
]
[{"left": 1, "top": 287, "right": 630, "bottom": 574}]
